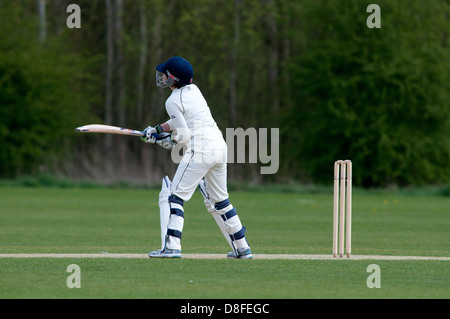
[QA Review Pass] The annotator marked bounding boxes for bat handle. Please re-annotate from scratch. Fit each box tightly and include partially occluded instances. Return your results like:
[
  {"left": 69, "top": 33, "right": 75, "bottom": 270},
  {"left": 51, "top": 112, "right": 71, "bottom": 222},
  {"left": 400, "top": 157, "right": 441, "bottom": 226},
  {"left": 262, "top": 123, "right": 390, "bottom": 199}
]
[{"left": 151, "top": 132, "right": 171, "bottom": 140}]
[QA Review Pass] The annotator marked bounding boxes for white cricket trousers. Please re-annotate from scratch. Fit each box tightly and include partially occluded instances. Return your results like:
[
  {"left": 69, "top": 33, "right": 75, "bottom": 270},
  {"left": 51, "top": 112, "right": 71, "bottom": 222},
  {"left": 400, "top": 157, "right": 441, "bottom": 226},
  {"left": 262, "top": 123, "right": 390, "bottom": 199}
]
[
  {"left": 165, "top": 148, "right": 249, "bottom": 251},
  {"left": 172, "top": 148, "right": 228, "bottom": 203}
]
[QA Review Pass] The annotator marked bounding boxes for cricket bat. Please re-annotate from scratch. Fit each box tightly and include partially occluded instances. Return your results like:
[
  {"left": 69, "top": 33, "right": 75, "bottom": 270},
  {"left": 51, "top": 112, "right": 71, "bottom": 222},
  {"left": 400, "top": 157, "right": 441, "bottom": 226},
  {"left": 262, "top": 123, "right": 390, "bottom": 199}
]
[
  {"left": 75, "top": 124, "right": 171, "bottom": 141},
  {"left": 75, "top": 124, "right": 144, "bottom": 136}
]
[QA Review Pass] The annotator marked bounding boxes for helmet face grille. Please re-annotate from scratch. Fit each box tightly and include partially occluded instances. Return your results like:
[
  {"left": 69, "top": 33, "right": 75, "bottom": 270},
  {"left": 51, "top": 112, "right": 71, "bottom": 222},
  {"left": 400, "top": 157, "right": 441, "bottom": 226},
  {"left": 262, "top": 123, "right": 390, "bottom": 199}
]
[
  {"left": 155, "top": 57, "right": 193, "bottom": 88},
  {"left": 156, "top": 71, "right": 169, "bottom": 88}
]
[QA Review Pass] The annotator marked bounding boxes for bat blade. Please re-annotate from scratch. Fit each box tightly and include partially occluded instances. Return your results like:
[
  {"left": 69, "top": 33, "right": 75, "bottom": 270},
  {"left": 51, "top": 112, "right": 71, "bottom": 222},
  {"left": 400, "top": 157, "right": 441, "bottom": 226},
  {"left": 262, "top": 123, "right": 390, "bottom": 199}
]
[{"left": 75, "top": 124, "right": 143, "bottom": 136}]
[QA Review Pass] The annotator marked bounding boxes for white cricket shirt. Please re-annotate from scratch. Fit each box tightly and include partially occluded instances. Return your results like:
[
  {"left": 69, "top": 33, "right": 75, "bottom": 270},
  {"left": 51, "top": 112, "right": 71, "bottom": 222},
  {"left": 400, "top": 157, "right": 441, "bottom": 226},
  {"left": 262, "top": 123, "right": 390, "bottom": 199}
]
[{"left": 165, "top": 84, "right": 226, "bottom": 151}]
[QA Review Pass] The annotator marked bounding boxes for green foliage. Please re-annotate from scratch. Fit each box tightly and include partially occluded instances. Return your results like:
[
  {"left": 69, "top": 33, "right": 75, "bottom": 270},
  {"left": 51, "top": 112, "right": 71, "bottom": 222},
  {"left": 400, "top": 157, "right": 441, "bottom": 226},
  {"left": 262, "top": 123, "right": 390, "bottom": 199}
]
[
  {"left": 284, "top": 0, "right": 450, "bottom": 186},
  {"left": 0, "top": 2, "right": 99, "bottom": 177},
  {"left": 1, "top": 0, "right": 449, "bottom": 187}
]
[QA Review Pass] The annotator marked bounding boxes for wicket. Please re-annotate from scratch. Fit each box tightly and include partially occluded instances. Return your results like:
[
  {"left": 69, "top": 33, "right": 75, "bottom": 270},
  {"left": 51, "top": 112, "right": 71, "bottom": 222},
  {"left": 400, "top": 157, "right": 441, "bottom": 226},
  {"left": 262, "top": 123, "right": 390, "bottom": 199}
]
[{"left": 333, "top": 160, "right": 352, "bottom": 258}]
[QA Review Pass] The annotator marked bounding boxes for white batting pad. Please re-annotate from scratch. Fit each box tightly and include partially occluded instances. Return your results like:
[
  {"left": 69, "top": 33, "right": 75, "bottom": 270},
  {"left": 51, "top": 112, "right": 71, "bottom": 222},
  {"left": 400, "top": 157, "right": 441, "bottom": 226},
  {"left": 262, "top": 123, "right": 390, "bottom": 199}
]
[
  {"left": 198, "top": 179, "right": 237, "bottom": 256},
  {"left": 158, "top": 176, "right": 171, "bottom": 250}
]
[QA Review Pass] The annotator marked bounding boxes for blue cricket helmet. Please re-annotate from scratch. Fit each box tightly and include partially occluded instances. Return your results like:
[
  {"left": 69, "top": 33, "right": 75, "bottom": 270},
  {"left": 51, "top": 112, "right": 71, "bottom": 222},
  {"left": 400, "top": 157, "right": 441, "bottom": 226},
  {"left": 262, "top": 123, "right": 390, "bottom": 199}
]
[{"left": 156, "top": 56, "right": 193, "bottom": 88}]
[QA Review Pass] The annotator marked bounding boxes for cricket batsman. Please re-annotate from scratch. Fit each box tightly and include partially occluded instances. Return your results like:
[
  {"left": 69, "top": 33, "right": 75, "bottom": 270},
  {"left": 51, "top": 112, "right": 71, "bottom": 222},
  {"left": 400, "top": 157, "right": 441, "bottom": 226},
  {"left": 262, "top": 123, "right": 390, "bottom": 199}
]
[{"left": 142, "top": 56, "right": 252, "bottom": 259}]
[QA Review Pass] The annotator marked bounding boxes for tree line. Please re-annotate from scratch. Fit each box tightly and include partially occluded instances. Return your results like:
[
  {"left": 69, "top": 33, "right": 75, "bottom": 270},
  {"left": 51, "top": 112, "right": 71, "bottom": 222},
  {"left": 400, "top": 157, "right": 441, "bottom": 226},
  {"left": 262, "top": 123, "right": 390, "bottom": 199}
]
[{"left": 0, "top": 0, "right": 449, "bottom": 187}]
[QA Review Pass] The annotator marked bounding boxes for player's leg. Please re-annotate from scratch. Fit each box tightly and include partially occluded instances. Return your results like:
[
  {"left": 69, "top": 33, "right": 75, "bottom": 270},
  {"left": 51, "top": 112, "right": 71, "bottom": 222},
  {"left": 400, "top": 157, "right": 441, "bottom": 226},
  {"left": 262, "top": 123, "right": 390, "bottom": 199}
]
[
  {"left": 198, "top": 178, "right": 238, "bottom": 256},
  {"left": 165, "top": 151, "right": 210, "bottom": 252},
  {"left": 149, "top": 152, "right": 206, "bottom": 258},
  {"left": 204, "top": 163, "right": 252, "bottom": 259},
  {"left": 163, "top": 193, "right": 184, "bottom": 249},
  {"left": 159, "top": 176, "right": 171, "bottom": 251},
  {"left": 148, "top": 176, "right": 184, "bottom": 258}
]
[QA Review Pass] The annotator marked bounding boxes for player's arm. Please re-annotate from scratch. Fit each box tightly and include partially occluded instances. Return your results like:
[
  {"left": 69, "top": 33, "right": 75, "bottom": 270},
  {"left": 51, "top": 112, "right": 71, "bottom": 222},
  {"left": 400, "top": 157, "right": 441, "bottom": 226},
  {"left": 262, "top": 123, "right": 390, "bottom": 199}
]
[
  {"left": 141, "top": 120, "right": 172, "bottom": 143},
  {"left": 142, "top": 121, "right": 175, "bottom": 149},
  {"left": 140, "top": 104, "right": 180, "bottom": 144},
  {"left": 141, "top": 101, "right": 190, "bottom": 149},
  {"left": 156, "top": 122, "right": 171, "bottom": 133},
  {"left": 162, "top": 102, "right": 191, "bottom": 144}
]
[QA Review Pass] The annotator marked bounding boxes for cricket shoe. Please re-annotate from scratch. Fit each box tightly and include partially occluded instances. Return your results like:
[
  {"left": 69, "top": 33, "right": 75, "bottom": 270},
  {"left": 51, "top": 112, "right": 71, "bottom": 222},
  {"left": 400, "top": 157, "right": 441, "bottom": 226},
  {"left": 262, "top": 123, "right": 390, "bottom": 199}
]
[
  {"left": 227, "top": 247, "right": 253, "bottom": 259},
  {"left": 148, "top": 248, "right": 182, "bottom": 258}
]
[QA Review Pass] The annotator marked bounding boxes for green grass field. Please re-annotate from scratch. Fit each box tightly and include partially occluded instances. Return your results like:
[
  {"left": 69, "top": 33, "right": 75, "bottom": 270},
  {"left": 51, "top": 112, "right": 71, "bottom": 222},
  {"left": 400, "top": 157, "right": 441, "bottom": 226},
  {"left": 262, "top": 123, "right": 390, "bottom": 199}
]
[{"left": 0, "top": 187, "right": 448, "bottom": 299}]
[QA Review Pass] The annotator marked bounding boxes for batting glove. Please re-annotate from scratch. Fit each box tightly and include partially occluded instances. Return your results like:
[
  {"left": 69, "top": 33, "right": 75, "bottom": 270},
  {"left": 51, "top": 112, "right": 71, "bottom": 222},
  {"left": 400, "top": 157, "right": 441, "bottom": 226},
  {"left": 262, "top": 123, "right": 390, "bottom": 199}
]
[
  {"left": 156, "top": 134, "right": 176, "bottom": 150},
  {"left": 141, "top": 126, "right": 157, "bottom": 143}
]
